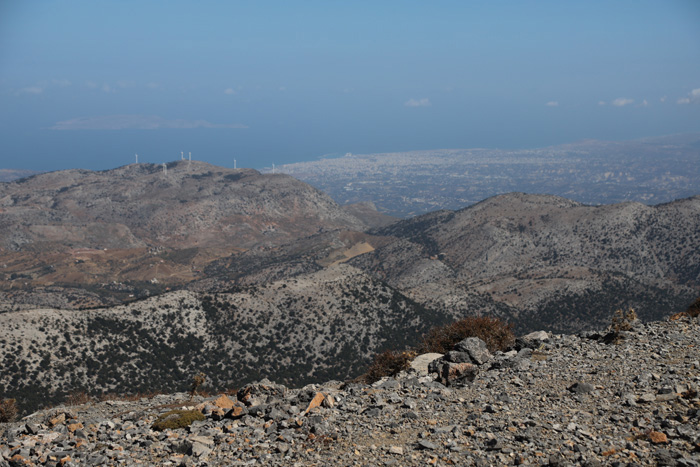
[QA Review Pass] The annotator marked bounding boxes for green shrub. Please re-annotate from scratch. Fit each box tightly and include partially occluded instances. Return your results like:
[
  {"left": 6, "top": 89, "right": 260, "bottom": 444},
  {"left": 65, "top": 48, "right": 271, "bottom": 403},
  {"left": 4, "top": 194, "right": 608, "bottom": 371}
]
[
  {"left": 151, "top": 409, "right": 205, "bottom": 431},
  {"left": 419, "top": 316, "right": 515, "bottom": 353},
  {"left": 360, "top": 350, "right": 416, "bottom": 384}
]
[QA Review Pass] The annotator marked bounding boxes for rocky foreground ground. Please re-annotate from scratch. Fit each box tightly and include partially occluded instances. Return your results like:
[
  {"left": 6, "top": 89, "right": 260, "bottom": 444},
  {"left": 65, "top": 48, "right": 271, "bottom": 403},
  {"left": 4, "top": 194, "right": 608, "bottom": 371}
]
[{"left": 2, "top": 314, "right": 700, "bottom": 466}]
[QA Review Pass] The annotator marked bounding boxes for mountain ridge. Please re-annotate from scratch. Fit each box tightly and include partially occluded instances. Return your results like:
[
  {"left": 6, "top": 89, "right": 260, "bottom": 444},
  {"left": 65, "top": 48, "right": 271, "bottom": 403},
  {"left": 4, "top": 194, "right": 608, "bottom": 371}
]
[
  {"left": 0, "top": 161, "right": 368, "bottom": 251},
  {"left": 352, "top": 192, "right": 700, "bottom": 331},
  {"left": 0, "top": 161, "right": 380, "bottom": 307}
]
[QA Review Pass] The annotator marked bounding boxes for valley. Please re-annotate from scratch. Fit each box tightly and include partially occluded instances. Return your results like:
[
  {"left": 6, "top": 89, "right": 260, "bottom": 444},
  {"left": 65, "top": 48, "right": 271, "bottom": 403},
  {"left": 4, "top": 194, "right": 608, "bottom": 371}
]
[{"left": 276, "top": 135, "right": 700, "bottom": 217}]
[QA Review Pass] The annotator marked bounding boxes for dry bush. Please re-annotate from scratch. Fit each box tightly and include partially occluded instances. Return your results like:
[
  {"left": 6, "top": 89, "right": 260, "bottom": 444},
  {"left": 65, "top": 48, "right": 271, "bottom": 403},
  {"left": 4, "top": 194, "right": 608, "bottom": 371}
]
[
  {"left": 361, "top": 349, "right": 416, "bottom": 384},
  {"left": 189, "top": 372, "right": 206, "bottom": 399},
  {"left": 608, "top": 308, "right": 638, "bottom": 344},
  {"left": 687, "top": 297, "right": 700, "bottom": 318},
  {"left": 66, "top": 391, "right": 92, "bottom": 406},
  {"left": 610, "top": 308, "right": 637, "bottom": 333},
  {"left": 673, "top": 298, "right": 700, "bottom": 320},
  {"left": 0, "top": 398, "right": 18, "bottom": 423},
  {"left": 419, "top": 316, "right": 515, "bottom": 354}
]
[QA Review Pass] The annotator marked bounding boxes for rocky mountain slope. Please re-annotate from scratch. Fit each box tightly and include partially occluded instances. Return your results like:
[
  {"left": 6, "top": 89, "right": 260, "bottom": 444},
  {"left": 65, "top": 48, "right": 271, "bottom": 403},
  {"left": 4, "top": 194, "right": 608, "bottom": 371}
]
[
  {"left": 2, "top": 314, "right": 699, "bottom": 466},
  {"left": 0, "top": 161, "right": 366, "bottom": 251},
  {"left": 350, "top": 193, "right": 700, "bottom": 332},
  {"left": 0, "top": 161, "right": 377, "bottom": 307},
  {"left": 185, "top": 192, "right": 700, "bottom": 335},
  {"left": 0, "top": 265, "right": 448, "bottom": 414}
]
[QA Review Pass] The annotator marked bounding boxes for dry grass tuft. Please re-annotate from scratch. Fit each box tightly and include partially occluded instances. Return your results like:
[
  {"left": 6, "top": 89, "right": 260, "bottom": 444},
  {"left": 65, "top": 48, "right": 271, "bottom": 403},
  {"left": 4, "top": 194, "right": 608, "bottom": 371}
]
[{"left": 151, "top": 409, "right": 205, "bottom": 431}]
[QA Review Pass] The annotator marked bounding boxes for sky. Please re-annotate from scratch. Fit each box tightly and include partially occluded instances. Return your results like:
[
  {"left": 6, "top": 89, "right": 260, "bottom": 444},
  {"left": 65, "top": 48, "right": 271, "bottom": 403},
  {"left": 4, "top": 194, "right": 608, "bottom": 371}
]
[{"left": 1, "top": 0, "right": 699, "bottom": 172}]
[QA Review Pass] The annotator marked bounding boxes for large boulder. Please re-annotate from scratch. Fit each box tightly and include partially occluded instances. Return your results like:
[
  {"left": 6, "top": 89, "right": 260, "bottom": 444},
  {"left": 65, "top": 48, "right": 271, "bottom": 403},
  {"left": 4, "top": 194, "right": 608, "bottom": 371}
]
[
  {"left": 432, "top": 361, "right": 478, "bottom": 387},
  {"left": 427, "top": 337, "right": 491, "bottom": 386},
  {"left": 409, "top": 353, "right": 444, "bottom": 374},
  {"left": 237, "top": 378, "right": 287, "bottom": 407},
  {"left": 514, "top": 330, "right": 550, "bottom": 350},
  {"left": 453, "top": 337, "right": 492, "bottom": 365}
]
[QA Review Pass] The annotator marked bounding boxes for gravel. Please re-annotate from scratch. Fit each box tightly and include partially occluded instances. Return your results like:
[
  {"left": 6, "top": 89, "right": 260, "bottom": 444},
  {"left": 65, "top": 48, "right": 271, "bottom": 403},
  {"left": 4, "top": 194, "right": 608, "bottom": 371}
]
[{"left": 2, "top": 314, "right": 699, "bottom": 466}]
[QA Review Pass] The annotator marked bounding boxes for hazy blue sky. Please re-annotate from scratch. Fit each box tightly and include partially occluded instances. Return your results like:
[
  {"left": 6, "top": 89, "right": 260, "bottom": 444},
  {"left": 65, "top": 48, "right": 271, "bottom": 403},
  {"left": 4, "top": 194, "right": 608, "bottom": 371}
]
[{"left": 1, "top": 1, "right": 699, "bottom": 171}]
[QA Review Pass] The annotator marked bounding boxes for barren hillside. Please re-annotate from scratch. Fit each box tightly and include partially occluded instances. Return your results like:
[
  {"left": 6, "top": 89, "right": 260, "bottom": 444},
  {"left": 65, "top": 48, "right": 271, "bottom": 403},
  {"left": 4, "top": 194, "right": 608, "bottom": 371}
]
[
  {"left": 352, "top": 193, "right": 700, "bottom": 332},
  {"left": 0, "top": 162, "right": 378, "bottom": 307}
]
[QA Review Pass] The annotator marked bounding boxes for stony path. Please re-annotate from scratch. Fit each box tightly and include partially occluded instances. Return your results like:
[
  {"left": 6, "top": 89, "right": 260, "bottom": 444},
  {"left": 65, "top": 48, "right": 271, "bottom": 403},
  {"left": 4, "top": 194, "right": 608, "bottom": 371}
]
[{"left": 2, "top": 315, "right": 699, "bottom": 466}]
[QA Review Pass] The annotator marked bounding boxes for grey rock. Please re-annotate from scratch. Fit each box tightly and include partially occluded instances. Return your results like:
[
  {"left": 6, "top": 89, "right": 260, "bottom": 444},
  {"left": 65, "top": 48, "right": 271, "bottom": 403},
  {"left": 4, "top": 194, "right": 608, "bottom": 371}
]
[
  {"left": 432, "top": 361, "right": 478, "bottom": 386},
  {"left": 189, "top": 441, "right": 211, "bottom": 458},
  {"left": 402, "top": 399, "right": 417, "bottom": 409},
  {"left": 23, "top": 424, "right": 40, "bottom": 435},
  {"left": 417, "top": 440, "right": 438, "bottom": 450},
  {"left": 276, "top": 443, "right": 289, "bottom": 454},
  {"left": 568, "top": 382, "right": 595, "bottom": 394},
  {"left": 657, "top": 393, "right": 679, "bottom": 402},
  {"left": 655, "top": 449, "right": 678, "bottom": 466},
  {"left": 409, "top": 353, "right": 443, "bottom": 374},
  {"left": 516, "top": 331, "right": 550, "bottom": 350},
  {"left": 485, "top": 438, "right": 502, "bottom": 450},
  {"left": 375, "top": 378, "right": 401, "bottom": 390},
  {"left": 237, "top": 379, "right": 287, "bottom": 407},
  {"left": 454, "top": 337, "right": 492, "bottom": 365},
  {"left": 444, "top": 351, "right": 474, "bottom": 363},
  {"left": 387, "top": 445, "right": 403, "bottom": 455}
]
